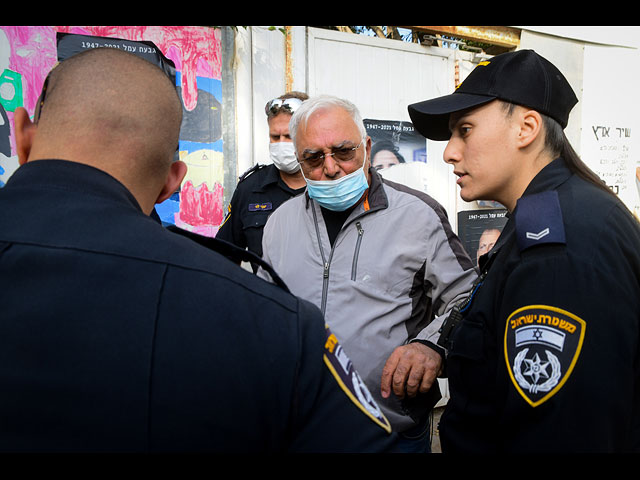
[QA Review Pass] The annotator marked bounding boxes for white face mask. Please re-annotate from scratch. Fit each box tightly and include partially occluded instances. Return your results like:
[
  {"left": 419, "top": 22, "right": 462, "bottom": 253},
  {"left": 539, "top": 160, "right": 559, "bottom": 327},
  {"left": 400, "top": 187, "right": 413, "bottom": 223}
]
[{"left": 269, "top": 142, "right": 300, "bottom": 174}]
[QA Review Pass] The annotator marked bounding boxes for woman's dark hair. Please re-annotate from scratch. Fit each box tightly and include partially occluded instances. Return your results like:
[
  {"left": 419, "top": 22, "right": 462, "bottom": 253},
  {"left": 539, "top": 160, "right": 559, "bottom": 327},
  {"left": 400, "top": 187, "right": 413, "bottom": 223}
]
[
  {"left": 370, "top": 140, "right": 405, "bottom": 163},
  {"left": 542, "top": 115, "right": 617, "bottom": 196},
  {"left": 501, "top": 101, "right": 615, "bottom": 196}
]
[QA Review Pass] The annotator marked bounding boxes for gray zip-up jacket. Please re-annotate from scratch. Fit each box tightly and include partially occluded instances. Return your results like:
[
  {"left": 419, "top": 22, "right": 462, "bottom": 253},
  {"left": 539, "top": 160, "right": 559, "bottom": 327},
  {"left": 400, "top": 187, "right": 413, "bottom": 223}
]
[{"left": 260, "top": 168, "right": 477, "bottom": 431}]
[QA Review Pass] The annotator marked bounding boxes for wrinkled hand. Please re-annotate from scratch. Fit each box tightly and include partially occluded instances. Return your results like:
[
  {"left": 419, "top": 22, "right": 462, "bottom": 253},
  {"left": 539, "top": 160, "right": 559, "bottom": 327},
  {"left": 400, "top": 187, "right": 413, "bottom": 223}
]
[{"left": 380, "top": 343, "right": 443, "bottom": 399}]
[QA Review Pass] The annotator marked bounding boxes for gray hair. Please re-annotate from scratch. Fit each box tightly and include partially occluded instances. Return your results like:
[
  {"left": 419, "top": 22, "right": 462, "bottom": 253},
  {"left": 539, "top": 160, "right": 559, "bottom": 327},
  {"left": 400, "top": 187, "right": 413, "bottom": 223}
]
[{"left": 289, "top": 94, "right": 367, "bottom": 147}]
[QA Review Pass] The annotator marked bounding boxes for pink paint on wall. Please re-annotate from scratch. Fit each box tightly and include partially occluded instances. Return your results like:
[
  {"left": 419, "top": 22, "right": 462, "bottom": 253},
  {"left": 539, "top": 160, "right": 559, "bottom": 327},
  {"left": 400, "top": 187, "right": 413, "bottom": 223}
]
[
  {"left": 2, "top": 25, "right": 221, "bottom": 141},
  {"left": 175, "top": 180, "right": 224, "bottom": 237},
  {"left": 1, "top": 26, "right": 225, "bottom": 234},
  {"left": 1, "top": 26, "right": 57, "bottom": 112}
]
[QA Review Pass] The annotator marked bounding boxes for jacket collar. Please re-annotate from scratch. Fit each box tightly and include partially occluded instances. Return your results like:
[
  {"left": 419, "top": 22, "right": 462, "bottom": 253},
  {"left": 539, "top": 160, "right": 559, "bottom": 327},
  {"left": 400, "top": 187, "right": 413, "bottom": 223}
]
[
  {"left": 366, "top": 167, "right": 389, "bottom": 211},
  {"left": 6, "top": 159, "right": 143, "bottom": 212},
  {"left": 482, "top": 157, "right": 571, "bottom": 269},
  {"left": 521, "top": 157, "right": 572, "bottom": 197}
]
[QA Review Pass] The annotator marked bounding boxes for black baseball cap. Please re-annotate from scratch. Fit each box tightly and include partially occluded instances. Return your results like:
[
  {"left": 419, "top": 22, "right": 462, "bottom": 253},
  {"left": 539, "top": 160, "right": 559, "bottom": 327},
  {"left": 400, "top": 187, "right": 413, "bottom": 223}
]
[{"left": 408, "top": 49, "right": 578, "bottom": 141}]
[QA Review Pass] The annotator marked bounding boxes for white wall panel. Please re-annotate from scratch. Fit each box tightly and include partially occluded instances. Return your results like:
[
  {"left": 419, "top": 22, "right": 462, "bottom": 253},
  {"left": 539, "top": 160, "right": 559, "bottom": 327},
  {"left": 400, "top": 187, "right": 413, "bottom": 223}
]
[{"left": 308, "top": 28, "right": 452, "bottom": 123}]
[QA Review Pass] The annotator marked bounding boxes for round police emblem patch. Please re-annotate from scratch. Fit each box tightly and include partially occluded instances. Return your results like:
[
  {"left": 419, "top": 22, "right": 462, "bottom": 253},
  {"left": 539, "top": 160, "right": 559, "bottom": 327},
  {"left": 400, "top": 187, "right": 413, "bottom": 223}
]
[
  {"left": 323, "top": 326, "right": 392, "bottom": 433},
  {"left": 504, "top": 305, "right": 586, "bottom": 407}
]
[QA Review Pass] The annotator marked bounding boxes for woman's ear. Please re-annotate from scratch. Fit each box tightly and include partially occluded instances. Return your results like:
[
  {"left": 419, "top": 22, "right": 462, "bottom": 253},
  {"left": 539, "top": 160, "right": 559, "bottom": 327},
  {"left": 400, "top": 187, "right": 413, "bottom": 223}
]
[
  {"left": 13, "top": 107, "right": 37, "bottom": 166},
  {"left": 517, "top": 109, "right": 544, "bottom": 149}
]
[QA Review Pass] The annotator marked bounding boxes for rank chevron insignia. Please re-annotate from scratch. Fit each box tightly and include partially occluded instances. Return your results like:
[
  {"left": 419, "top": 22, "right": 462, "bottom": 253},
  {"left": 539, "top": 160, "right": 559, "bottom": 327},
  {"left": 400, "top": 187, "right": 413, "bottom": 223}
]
[
  {"left": 525, "top": 228, "right": 550, "bottom": 240},
  {"left": 515, "top": 191, "right": 566, "bottom": 251}
]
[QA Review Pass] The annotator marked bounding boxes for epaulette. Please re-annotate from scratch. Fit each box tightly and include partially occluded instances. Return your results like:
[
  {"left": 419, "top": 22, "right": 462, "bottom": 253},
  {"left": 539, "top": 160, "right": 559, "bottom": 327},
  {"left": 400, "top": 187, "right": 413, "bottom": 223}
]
[
  {"left": 239, "top": 164, "right": 267, "bottom": 182},
  {"left": 515, "top": 190, "right": 566, "bottom": 252}
]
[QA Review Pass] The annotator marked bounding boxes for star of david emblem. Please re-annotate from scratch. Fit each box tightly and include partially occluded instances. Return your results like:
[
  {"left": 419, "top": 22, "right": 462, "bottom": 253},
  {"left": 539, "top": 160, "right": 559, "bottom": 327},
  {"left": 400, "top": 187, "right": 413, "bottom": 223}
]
[{"left": 504, "top": 305, "right": 586, "bottom": 407}]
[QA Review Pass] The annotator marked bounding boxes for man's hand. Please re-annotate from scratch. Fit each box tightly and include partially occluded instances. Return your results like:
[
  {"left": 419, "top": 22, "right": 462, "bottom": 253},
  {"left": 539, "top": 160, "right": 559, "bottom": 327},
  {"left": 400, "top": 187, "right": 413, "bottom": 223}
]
[{"left": 380, "top": 343, "right": 443, "bottom": 399}]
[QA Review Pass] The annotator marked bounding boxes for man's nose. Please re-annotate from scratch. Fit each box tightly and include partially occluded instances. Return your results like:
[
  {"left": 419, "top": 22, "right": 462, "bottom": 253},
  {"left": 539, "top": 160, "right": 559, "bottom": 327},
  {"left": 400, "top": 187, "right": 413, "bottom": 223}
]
[{"left": 322, "top": 154, "right": 341, "bottom": 179}]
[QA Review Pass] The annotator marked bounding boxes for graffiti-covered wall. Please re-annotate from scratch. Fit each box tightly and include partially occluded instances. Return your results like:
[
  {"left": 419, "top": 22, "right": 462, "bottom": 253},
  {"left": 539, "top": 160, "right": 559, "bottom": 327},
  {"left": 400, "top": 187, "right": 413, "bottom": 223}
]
[{"left": 0, "top": 25, "right": 225, "bottom": 236}]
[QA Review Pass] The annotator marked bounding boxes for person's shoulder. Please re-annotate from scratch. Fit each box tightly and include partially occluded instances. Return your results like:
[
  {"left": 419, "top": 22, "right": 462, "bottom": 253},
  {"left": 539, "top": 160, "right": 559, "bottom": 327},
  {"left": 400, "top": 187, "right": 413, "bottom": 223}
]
[
  {"left": 229, "top": 164, "right": 277, "bottom": 200},
  {"left": 561, "top": 175, "right": 638, "bottom": 233},
  {"left": 517, "top": 180, "right": 639, "bottom": 258},
  {"left": 380, "top": 176, "right": 452, "bottom": 231},
  {"left": 237, "top": 164, "right": 272, "bottom": 184},
  {"left": 144, "top": 222, "right": 298, "bottom": 307},
  {"left": 514, "top": 190, "right": 567, "bottom": 253}
]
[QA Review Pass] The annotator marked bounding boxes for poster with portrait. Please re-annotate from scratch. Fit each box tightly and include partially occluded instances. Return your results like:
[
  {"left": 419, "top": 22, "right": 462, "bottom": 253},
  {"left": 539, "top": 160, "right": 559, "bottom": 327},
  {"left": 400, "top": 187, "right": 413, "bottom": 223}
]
[
  {"left": 364, "top": 118, "right": 426, "bottom": 170},
  {"left": 364, "top": 118, "right": 428, "bottom": 192},
  {"left": 457, "top": 208, "right": 508, "bottom": 266}
]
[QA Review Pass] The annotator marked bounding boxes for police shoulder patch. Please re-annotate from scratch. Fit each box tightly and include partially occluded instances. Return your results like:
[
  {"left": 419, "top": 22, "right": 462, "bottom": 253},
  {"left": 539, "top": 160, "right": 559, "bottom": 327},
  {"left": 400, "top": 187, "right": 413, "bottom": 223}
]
[
  {"left": 323, "top": 326, "right": 392, "bottom": 433},
  {"left": 515, "top": 191, "right": 566, "bottom": 252},
  {"left": 504, "top": 305, "right": 586, "bottom": 407}
]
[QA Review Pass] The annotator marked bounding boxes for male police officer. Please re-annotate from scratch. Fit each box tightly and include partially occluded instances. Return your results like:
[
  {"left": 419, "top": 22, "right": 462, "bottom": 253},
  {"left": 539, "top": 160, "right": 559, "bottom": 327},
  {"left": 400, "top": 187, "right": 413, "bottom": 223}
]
[
  {"left": 408, "top": 49, "right": 640, "bottom": 453},
  {"left": 0, "top": 47, "right": 397, "bottom": 452},
  {"left": 216, "top": 92, "right": 308, "bottom": 271}
]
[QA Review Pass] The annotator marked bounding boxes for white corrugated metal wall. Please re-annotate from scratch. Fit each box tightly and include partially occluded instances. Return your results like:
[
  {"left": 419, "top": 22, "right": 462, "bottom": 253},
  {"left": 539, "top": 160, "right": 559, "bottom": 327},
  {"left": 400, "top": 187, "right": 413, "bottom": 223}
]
[{"left": 235, "top": 26, "right": 479, "bottom": 229}]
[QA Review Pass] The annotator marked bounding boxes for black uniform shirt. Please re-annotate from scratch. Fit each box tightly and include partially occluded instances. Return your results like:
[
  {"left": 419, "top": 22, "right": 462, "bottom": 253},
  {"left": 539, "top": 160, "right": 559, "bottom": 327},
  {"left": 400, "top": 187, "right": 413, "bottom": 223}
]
[
  {"left": 0, "top": 159, "right": 397, "bottom": 453},
  {"left": 440, "top": 157, "right": 640, "bottom": 453},
  {"left": 216, "top": 163, "right": 305, "bottom": 260}
]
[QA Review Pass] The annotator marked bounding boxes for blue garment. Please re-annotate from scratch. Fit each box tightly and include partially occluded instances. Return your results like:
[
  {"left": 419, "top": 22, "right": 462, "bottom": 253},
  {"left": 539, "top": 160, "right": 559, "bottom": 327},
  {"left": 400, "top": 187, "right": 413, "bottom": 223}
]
[
  {"left": 397, "top": 414, "right": 432, "bottom": 453},
  {"left": 0, "top": 159, "right": 397, "bottom": 453},
  {"left": 441, "top": 158, "right": 640, "bottom": 453}
]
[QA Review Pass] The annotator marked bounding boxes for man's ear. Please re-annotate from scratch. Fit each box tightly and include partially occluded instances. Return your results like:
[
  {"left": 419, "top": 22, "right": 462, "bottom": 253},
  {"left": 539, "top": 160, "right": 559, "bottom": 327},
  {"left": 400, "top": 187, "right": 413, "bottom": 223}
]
[
  {"left": 365, "top": 135, "right": 372, "bottom": 162},
  {"left": 13, "top": 107, "right": 37, "bottom": 165},
  {"left": 155, "top": 160, "right": 187, "bottom": 205},
  {"left": 517, "top": 109, "right": 543, "bottom": 149}
]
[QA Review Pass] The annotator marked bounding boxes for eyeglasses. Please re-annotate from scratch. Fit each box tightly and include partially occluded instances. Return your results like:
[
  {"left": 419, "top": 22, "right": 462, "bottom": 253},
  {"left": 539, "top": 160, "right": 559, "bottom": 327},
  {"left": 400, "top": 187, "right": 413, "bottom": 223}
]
[
  {"left": 298, "top": 138, "right": 365, "bottom": 170},
  {"left": 33, "top": 73, "right": 50, "bottom": 124},
  {"left": 265, "top": 97, "right": 303, "bottom": 117}
]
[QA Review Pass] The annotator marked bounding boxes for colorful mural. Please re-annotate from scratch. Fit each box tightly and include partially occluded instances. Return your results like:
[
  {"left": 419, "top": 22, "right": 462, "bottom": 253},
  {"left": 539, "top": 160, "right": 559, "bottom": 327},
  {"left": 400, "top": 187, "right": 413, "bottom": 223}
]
[{"left": 0, "top": 25, "right": 225, "bottom": 236}]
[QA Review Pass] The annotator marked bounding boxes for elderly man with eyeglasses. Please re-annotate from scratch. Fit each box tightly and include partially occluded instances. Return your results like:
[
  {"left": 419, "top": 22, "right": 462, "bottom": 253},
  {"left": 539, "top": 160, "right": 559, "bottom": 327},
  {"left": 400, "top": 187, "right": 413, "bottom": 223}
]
[
  {"left": 259, "top": 95, "right": 477, "bottom": 453},
  {"left": 216, "top": 92, "right": 308, "bottom": 272}
]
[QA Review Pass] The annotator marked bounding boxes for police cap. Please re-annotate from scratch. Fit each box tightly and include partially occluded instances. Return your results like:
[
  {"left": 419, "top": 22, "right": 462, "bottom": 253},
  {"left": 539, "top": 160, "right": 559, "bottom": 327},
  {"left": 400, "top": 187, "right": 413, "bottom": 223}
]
[{"left": 408, "top": 49, "right": 578, "bottom": 141}]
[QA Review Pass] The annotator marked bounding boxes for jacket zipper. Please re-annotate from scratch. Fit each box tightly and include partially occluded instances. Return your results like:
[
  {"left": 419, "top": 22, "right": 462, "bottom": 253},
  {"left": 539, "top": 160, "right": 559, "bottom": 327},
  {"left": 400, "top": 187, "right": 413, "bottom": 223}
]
[
  {"left": 312, "top": 206, "right": 365, "bottom": 315},
  {"left": 350, "top": 221, "right": 364, "bottom": 281},
  {"left": 311, "top": 206, "right": 331, "bottom": 315}
]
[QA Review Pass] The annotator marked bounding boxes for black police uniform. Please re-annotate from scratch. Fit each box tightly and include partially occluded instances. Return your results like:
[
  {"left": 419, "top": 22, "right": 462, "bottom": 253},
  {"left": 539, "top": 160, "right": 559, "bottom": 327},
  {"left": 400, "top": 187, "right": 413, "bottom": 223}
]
[
  {"left": 439, "top": 157, "right": 640, "bottom": 453},
  {"left": 216, "top": 163, "right": 305, "bottom": 267},
  {"left": 0, "top": 159, "right": 397, "bottom": 453}
]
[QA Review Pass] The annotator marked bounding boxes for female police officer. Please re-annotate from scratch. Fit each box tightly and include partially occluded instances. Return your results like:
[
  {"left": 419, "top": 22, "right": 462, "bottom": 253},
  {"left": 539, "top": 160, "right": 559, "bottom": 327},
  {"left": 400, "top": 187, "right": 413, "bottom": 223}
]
[{"left": 408, "top": 50, "right": 640, "bottom": 453}]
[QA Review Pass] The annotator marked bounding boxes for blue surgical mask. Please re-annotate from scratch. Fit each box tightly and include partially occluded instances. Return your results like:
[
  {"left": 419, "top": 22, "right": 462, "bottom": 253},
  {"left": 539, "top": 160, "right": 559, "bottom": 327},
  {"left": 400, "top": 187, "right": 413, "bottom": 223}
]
[{"left": 302, "top": 154, "right": 369, "bottom": 211}]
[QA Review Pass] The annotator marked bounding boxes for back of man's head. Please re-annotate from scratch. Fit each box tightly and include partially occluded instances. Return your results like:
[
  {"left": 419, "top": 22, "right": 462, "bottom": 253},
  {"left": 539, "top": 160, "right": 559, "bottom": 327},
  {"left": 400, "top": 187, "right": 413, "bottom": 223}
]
[{"left": 27, "top": 48, "right": 183, "bottom": 202}]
